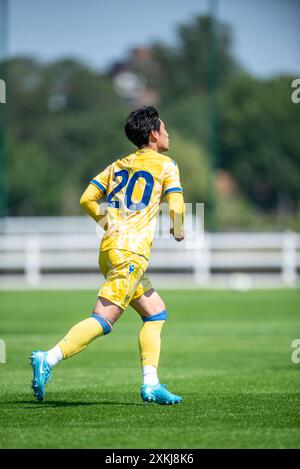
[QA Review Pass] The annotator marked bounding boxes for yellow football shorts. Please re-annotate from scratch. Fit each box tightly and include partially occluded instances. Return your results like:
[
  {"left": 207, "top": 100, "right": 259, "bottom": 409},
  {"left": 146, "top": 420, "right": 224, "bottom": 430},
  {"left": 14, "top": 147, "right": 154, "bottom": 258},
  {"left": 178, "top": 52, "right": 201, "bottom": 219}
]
[{"left": 98, "top": 249, "right": 153, "bottom": 310}]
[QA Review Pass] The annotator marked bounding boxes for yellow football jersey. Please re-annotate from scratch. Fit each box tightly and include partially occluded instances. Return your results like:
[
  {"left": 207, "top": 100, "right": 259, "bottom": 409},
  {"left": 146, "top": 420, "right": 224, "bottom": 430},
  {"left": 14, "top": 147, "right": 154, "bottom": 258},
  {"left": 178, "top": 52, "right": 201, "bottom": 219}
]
[{"left": 90, "top": 148, "right": 183, "bottom": 260}]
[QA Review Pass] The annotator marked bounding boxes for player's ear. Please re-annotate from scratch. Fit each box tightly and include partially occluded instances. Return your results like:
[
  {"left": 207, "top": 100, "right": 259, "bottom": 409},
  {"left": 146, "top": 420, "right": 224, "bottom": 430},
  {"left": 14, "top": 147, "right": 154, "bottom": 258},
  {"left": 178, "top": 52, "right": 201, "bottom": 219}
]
[{"left": 149, "top": 129, "right": 159, "bottom": 143}]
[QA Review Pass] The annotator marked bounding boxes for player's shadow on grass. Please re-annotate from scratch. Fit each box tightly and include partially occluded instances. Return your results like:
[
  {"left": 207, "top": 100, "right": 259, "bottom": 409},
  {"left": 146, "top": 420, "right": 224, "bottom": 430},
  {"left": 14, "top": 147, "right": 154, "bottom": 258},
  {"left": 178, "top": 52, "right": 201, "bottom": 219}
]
[
  {"left": 41, "top": 400, "right": 144, "bottom": 407},
  {"left": 11, "top": 400, "right": 144, "bottom": 408}
]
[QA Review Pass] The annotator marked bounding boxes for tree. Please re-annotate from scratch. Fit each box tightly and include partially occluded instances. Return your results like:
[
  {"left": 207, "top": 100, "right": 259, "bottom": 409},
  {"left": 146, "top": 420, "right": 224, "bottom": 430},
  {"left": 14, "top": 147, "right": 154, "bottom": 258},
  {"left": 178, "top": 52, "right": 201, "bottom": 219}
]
[
  {"left": 6, "top": 58, "right": 131, "bottom": 215},
  {"left": 166, "top": 129, "right": 211, "bottom": 205},
  {"left": 219, "top": 74, "right": 300, "bottom": 213},
  {"left": 135, "top": 15, "right": 237, "bottom": 104}
]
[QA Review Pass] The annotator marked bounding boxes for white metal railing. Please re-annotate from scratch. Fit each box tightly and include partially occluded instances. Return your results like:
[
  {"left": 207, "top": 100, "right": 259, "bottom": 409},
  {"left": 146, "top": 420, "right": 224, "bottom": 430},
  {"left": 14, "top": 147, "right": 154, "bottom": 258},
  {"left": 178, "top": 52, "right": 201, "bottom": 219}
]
[{"left": 0, "top": 217, "right": 299, "bottom": 288}]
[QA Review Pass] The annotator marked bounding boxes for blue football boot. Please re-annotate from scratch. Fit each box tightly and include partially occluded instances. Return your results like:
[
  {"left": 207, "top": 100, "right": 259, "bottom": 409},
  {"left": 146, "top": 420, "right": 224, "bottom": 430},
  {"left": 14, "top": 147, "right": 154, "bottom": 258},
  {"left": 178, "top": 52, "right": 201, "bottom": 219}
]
[
  {"left": 141, "top": 383, "right": 182, "bottom": 405},
  {"left": 30, "top": 350, "right": 52, "bottom": 401}
]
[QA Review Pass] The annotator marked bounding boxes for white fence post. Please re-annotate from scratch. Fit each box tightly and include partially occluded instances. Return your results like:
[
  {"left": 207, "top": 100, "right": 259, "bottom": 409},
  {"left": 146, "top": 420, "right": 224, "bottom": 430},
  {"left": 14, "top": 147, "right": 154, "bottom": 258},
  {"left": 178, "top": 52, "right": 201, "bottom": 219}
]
[
  {"left": 193, "top": 232, "right": 211, "bottom": 285},
  {"left": 25, "top": 236, "right": 41, "bottom": 287},
  {"left": 282, "top": 231, "right": 297, "bottom": 286}
]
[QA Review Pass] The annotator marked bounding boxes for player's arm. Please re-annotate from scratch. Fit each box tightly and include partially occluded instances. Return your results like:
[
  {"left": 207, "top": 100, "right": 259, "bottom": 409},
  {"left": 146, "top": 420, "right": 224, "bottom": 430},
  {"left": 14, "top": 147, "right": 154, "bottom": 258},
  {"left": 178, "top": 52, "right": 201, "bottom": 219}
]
[
  {"left": 80, "top": 184, "right": 105, "bottom": 224},
  {"left": 166, "top": 192, "right": 185, "bottom": 241},
  {"left": 163, "top": 159, "right": 185, "bottom": 242},
  {"left": 80, "top": 167, "right": 110, "bottom": 229}
]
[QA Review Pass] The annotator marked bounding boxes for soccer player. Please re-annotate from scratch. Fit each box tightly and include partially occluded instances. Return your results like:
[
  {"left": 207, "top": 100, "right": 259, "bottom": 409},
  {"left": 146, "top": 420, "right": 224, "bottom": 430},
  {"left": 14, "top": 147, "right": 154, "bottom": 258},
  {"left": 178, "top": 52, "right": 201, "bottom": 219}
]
[{"left": 30, "top": 106, "right": 185, "bottom": 405}]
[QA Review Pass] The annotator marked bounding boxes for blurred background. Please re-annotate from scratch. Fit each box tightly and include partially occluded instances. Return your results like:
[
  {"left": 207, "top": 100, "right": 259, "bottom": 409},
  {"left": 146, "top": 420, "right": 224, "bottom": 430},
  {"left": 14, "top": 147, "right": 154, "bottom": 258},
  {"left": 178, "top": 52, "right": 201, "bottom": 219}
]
[{"left": 0, "top": 0, "right": 300, "bottom": 289}]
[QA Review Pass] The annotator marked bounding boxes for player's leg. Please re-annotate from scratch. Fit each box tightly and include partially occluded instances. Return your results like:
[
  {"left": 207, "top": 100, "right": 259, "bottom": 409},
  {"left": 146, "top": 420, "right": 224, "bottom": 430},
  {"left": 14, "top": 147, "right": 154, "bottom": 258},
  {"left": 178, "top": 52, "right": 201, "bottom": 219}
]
[
  {"left": 130, "top": 285, "right": 182, "bottom": 404},
  {"left": 50, "top": 296, "right": 122, "bottom": 362},
  {"left": 130, "top": 288, "right": 165, "bottom": 386},
  {"left": 30, "top": 297, "right": 122, "bottom": 401},
  {"left": 30, "top": 249, "right": 125, "bottom": 401}
]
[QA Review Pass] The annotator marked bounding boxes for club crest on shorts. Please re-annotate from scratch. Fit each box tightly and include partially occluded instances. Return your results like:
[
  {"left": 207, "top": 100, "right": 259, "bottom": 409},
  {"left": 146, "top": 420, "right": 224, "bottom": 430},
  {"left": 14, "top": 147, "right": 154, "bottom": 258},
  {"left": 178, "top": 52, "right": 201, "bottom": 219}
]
[{"left": 129, "top": 263, "right": 135, "bottom": 274}]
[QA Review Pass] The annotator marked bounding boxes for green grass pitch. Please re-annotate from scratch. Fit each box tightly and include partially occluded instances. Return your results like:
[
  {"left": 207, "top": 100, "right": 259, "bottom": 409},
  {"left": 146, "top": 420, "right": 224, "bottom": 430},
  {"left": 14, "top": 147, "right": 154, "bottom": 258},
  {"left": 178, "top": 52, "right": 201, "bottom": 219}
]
[{"left": 0, "top": 289, "right": 299, "bottom": 448}]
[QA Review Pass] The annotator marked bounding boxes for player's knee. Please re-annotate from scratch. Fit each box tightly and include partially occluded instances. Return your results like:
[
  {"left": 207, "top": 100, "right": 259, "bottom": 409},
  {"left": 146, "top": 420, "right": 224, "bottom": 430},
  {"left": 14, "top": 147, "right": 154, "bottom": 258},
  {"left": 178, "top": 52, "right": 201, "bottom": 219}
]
[
  {"left": 91, "top": 313, "right": 113, "bottom": 335},
  {"left": 142, "top": 309, "right": 167, "bottom": 322}
]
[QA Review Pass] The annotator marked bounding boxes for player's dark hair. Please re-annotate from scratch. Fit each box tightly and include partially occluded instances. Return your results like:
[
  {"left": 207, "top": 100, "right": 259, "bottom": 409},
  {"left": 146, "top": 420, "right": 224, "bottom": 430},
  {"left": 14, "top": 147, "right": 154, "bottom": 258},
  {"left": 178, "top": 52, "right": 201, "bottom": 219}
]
[{"left": 124, "top": 106, "right": 161, "bottom": 148}]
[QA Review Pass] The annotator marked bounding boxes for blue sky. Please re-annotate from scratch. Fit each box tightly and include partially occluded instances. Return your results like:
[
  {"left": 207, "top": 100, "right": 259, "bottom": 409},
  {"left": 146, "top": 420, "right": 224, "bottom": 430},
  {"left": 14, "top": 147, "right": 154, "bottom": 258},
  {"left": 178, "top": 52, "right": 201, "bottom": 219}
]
[{"left": 6, "top": 0, "right": 300, "bottom": 77}]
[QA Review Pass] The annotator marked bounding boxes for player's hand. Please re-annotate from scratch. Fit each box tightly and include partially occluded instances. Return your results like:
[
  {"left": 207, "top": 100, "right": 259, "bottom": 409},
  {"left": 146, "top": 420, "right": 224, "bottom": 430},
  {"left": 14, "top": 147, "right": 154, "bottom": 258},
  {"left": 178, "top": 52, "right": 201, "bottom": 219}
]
[
  {"left": 98, "top": 215, "right": 108, "bottom": 231},
  {"left": 170, "top": 227, "right": 184, "bottom": 242}
]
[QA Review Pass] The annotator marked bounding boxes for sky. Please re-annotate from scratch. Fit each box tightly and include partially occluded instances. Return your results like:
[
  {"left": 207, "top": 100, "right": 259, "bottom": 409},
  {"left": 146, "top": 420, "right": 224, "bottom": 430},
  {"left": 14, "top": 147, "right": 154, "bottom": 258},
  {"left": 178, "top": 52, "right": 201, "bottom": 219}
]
[{"left": 5, "top": 0, "right": 300, "bottom": 77}]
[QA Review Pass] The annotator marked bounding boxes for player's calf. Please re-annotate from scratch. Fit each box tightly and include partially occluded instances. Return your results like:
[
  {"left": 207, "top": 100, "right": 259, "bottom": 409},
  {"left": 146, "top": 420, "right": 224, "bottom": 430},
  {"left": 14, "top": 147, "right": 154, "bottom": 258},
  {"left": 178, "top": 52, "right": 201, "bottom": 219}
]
[{"left": 29, "top": 308, "right": 116, "bottom": 401}]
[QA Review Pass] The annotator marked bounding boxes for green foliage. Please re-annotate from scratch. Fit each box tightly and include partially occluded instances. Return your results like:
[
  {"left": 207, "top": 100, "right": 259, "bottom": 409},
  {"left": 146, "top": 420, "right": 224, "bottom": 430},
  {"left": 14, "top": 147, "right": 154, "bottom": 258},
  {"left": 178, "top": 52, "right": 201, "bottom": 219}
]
[
  {"left": 145, "top": 16, "right": 237, "bottom": 103},
  {"left": 8, "top": 137, "right": 60, "bottom": 215},
  {"left": 3, "top": 13, "right": 300, "bottom": 227},
  {"left": 136, "top": 14, "right": 300, "bottom": 222},
  {"left": 219, "top": 74, "right": 300, "bottom": 212},
  {"left": 160, "top": 94, "right": 211, "bottom": 149},
  {"left": 167, "top": 130, "right": 210, "bottom": 202},
  {"left": 5, "top": 53, "right": 215, "bottom": 218},
  {"left": 6, "top": 58, "right": 131, "bottom": 215}
]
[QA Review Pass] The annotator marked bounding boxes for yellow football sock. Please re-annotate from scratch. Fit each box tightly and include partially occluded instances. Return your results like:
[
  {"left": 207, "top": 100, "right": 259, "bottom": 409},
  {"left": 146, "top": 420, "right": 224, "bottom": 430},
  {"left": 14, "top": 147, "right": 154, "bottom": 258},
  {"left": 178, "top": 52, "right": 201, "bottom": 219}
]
[
  {"left": 57, "top": 317, "right": 105, "bottom": 359},
  {"left": 139, "top": 320, "right": 165, "bottom": 368}
]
